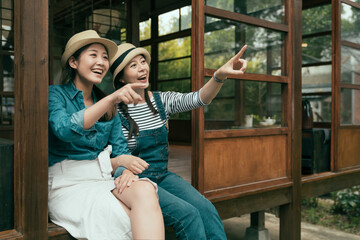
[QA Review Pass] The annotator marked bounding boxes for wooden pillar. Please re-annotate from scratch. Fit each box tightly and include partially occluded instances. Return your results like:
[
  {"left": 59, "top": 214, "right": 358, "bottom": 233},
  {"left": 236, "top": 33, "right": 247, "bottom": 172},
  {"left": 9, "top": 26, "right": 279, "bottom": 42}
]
[
  {"left": 279, "top": 0, "right": 302, "bottom": 239},
  {"left": 128, "top": 0, "right": 140, "bottom": 46},
  {"left": 244, "top": 211, "right": 271, "bottom": 240},
  {"left": 191, "top": 0, "right": 205, "bottom": 191},
  {"left": 14, "top": 0, "right": 49, "bottom": 238}
]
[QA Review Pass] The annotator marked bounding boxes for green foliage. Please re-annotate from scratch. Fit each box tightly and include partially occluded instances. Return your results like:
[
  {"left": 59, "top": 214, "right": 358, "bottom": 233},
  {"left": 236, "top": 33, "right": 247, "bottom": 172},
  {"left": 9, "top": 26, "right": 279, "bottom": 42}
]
[
  {"left": 302, "top": 197, "right": 318, "bottom": 208},
  {"left": 332, "top": 186, "right": 360, "bottom": 217},
  {"left": 302, "top": 197, "right": 360, "bottom": 235}
]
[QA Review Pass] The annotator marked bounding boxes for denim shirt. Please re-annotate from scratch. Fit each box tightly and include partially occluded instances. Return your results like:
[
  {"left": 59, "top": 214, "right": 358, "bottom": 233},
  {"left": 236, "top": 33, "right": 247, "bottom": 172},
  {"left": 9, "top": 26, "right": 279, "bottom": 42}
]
[{"left": 48, "top": 82, "right": 130, "bottom": 166}]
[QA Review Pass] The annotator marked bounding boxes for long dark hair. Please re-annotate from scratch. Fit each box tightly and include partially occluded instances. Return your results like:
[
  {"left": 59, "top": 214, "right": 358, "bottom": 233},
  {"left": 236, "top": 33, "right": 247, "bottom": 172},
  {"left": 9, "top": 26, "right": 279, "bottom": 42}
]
[
  {"left": 114, "top": 70, "right": 158, "bottom": 139},
  {"left": 61, "top": 43, "right": 116, "bottom": 122}
]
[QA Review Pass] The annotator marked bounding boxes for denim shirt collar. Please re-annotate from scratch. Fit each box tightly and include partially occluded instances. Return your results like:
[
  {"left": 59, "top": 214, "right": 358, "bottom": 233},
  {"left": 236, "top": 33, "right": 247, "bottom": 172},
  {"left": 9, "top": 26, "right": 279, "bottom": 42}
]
[
  {"left": 64, "top": 81, "right": 82, "bottom": 100},
  {"left": 63, "top": 81, "right": 97, "bottom": 103}
]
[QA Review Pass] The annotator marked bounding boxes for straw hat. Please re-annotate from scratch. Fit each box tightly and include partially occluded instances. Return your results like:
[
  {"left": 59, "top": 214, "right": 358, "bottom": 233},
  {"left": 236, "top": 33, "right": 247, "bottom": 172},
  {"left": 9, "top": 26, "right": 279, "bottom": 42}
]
[
  {"left": 110, "top": 43, "right": 151, "bottom": 83},
  {"left": 61, "top": 30, "right": 118, "bottom": 68}
]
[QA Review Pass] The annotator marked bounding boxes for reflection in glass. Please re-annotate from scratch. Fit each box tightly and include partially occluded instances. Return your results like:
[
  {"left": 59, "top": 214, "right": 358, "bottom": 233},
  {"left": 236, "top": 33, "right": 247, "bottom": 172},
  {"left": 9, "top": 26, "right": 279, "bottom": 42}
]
[
  {"left": 302, "top": 36, "right": 331, "bottom": 65},
  {"left": 1, "top": 96, "right": 14, "bottom": 125},
  {"left": 303, "top": 96, "right": 332, "bottom": 122},
  {"left": 204, "top": 79, "right": 283, "bottom": 130},
  {"left": 140, "top": 19, "right": 151, "bottom": 41},
  {"left": 158, "top": 37, "right": 191, "bottom": 61},
  {"left": 180, "top": 6, "right": 192, "bottom": 30},
  {"left": 204, "top": 17, "right": 284, "bottom": 75},
  {"left": 205, "top": 0, "right": 284, "bottom": 23},
  {"left": 159, "top": 9, "right": 179, "bottom": 36},
  {"left": 341, "top": 88, "right": 360, "bottom": 125},
  {"left": 52, "top": 0, "right": 127, "bottom": 84},
  {"left": 341, "top": 46, "right": 360, "bottom": 84},
  {"left": 302, "top": 65, "right": 332, "bottom": 93},
  {"left": 158, "top": 59, "right": 191, "bottom": 80},
  {"left": 341, "top": 3, "right": 360, "bottom": 44},
  {"left": 302, "top": 4, "right": 331, "bottom": 35}
]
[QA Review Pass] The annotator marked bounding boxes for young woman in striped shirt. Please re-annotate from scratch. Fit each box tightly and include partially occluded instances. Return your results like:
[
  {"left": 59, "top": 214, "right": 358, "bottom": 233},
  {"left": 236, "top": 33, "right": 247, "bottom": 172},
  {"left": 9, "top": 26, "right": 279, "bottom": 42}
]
[{"left": 110, "top": 43, "right": 247, "bottom": 240}]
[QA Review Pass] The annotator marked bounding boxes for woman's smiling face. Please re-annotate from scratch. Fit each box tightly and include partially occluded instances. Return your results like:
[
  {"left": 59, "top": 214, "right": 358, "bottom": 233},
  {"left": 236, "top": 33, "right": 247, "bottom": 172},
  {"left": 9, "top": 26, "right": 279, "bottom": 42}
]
[
  {"left": 121, "top": 55, "right": 150, "bottom": 88},
  {"left": 71, "top": 43, "right": 109, "bottom": 86}
]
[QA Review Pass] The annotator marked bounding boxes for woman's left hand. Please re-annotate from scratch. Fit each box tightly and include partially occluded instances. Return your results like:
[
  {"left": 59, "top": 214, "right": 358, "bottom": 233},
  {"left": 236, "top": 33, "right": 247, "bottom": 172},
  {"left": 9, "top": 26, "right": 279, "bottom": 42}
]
[
  {"left": 114, "top": 169, "right": 139, "bottom": 193},
  {"left": 214, "top": 45, "right": 248, "bottom": 81}
]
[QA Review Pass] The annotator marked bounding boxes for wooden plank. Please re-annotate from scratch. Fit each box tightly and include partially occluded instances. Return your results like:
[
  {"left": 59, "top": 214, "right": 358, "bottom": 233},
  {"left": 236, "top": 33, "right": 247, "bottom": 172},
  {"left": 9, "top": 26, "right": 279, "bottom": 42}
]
[
  {"left": 279, "top": 0, "right": 302, "bottom": 239},
  {"left": 213, "top": 187, "right": 292, "bottom": 219},
  {"left": 204, "top": 127, "right": 288, "bottom": 139},
  {"left": 337, "top": 128, "right": 360, "bottom": 170},
  {"left": 14, "top": 0, "right": 49, "bottom": 238},
  {"left": 204, "top": 6, "right": 289, "bottom": 32},
  {"left": 204, "top": 69, "right": 289, "bottom": 83},
  {"left": 342, "top": 0, "right": 360, "bottom": 9},
  {"left": 0, "top": 230, "right": 22, "bottom": 240},
  {"left": 191, "top": 0, "right": 205, "bottom": 192},
  {"left": 332, "top": 0, "right": 341, "bottom": 172},
  {"left": 302, "top": 170, "right": 360, "bottom": 198},
  {"left": 203, "top": 136, "right": 288, "bottom": 192}
]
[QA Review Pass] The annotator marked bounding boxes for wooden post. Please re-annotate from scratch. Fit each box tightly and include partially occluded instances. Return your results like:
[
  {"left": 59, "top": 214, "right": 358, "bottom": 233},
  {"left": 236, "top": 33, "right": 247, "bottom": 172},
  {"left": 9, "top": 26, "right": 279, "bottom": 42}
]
[
  {"left": 14, "top": 0, "right": 49, "bottom": 238},
  {"left": 279, "top": 0, "right": 302, "bottom": 239}
]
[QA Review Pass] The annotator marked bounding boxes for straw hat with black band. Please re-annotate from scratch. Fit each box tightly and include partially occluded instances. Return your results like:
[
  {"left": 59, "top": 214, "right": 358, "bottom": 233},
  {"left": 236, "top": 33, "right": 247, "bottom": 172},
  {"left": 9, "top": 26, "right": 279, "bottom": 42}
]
[
  {"left": 110, "top": 43, "right": 151, "bottom": 87},
  {"left": 61, "top": 30, "right": 118, "bottom": 68}
]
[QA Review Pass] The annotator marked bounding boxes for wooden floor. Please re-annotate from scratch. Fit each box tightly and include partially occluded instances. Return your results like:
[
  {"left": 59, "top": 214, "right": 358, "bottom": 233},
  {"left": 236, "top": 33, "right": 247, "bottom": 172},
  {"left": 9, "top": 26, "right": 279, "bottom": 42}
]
[{"left": 168, "top": 144, "right": 191, "bottom": 183}]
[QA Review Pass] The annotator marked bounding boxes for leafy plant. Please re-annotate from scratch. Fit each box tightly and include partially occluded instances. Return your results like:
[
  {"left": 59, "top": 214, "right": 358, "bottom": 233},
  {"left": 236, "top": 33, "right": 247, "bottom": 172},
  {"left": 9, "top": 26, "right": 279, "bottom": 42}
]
[{"left": 332, "top": 186, "right": 360, "bottom": 217}]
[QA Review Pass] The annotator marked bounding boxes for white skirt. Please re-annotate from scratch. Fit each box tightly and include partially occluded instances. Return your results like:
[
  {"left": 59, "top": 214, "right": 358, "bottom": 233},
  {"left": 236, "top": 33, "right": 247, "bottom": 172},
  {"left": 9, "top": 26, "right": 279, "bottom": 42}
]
[{"left": 48, "top": 146, "right": 157, "bottom": 240}]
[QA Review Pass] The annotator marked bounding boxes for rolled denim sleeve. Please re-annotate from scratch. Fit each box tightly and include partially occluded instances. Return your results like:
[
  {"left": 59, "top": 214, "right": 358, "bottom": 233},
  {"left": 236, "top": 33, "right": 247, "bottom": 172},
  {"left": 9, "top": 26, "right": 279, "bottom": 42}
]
[{"left": 113, "top": 166, "right": 126, "bottom": 178}]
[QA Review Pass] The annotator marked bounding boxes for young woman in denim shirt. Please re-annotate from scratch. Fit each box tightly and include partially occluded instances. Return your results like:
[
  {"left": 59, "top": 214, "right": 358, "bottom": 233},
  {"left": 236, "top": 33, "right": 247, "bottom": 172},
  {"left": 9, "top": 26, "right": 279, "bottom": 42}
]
[
  {"left": 48, "top": 30, "right": 164, "bottom": 239},
  {"left": 110, "top": 43, "right": 247, "bottom": 240}
]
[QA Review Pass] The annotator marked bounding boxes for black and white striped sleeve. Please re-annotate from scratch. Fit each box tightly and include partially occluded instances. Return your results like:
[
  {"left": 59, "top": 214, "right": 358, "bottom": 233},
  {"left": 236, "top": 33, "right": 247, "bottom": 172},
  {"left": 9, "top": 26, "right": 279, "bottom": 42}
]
[{"left": 160, "top": 91, "right": 207, "bottom": 116}]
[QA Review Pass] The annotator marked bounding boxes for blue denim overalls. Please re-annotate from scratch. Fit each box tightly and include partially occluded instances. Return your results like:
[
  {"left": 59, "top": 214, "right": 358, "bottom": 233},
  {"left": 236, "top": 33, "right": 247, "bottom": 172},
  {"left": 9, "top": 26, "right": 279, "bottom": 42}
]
[{"left": 117, "top": 92, "right": 226, "bottom": 240}]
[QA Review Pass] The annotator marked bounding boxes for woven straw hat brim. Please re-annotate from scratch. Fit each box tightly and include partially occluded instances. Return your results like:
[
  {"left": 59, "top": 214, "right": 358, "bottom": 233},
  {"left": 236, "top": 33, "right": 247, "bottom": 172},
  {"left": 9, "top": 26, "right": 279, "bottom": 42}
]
[
  {"left": 111, "top": 47, "right": 151, "bottom": 83},
  {"left": 61, "top": 36, "right": 118, "bottom": 68}
]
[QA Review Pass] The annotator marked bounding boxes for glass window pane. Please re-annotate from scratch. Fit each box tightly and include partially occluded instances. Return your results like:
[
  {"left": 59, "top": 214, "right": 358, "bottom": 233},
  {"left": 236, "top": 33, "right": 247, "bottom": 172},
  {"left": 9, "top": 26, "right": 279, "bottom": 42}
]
[
  {"left": 2, "top": 55, "right": 14, "bottom": 91},
  {"left": 341, "top": 3, "right": 360, "bottom": 44},
  {"left": 205, "top": 79, "right": 283, "bottom": 130},
  {"left": 302, "top": 65, "right": 332, "bottom": 94},
  {"left": 1, "top": 96, "right": 14, "bottom": 126},
  {"left": 205, "top": 0, "right": 284, "bottom": 23},
  {"left": 204, "top": 17, "right": 284, "bottom": 76},
  {"left": 341, "top": 88, "right": 360, "bottom": 125},
  {"left": 159, "top": 9, "right": 179, "bottom": 36},
  {"left": 52, "top": 0, "right": 127, "bottom": 84},
  {"left": 158, "top": 37, "right": 191, "bottom": 61},
  {"left": 158, "top": 58, "right": 191, "bottom": 80},
  {"left": 341, "top": 46, "right": 360, "bottom": 84},
  {"left": 158, "top": 79, "right": 190, "bottom": 93},
  {"left": 140, "top": 19, "right": 151, "bottom": 41},
  {"left": 302, "top": 36, "right": 331, "bottom": 65},
  {"left": 302, "top": 4, "right": 331, "bottom": 35},
  {"left": 180, "top": 6, "right": 191, "bottom": 30},
  {"left": 303, "top": 96, "right": 332, "bottom": 122}
]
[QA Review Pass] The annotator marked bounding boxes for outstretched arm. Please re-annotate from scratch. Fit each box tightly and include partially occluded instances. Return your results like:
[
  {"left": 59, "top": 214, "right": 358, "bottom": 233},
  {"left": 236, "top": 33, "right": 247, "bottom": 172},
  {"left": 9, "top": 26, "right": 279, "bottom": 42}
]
[
  {"left": 83, "top": 83, "right": 147, "bottom": 129},
  {"left": 200, "top": 45, "right": 248, "bottom": 104}
]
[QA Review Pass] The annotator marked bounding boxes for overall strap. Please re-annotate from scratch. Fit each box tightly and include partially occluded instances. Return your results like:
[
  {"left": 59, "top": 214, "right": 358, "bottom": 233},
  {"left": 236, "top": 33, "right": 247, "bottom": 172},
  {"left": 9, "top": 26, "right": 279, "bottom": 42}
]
[
  {"left": 118, "top": 111, "right": 130, "bottom": 130},
  {"left": 152, "top": 92, "right": 167, "bottom": 121}
]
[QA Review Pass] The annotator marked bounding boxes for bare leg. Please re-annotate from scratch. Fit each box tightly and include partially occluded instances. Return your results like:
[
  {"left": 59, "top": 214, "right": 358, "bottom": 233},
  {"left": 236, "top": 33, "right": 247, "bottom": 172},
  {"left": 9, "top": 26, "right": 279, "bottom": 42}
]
[{"left": 112, "top": 180, "right": 164, "bottom": 239}]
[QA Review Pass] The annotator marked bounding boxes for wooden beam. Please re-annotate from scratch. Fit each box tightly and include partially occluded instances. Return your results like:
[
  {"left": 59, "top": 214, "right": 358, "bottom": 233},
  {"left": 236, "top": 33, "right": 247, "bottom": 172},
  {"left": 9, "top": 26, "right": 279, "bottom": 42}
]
[
  {"left": 279, "top": 0, "right": 302, "bottom": 239},
  {"left": 191, "top": 0, "right": 205, "bottom": 192},
  {"left": 14, "top": 0, "right": 49, "bottom": 238}
]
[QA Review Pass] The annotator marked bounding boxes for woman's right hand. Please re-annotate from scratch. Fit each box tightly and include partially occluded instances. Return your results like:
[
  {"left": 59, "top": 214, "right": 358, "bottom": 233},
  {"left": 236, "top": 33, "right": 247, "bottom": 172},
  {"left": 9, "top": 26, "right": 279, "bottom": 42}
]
[
  {"left": 111, "top": 83, "right": 147, "bottom": 105},
  {"left": 114, "top": 169, "right": 139, "bottom": 193},
  {"left": 113, "top": 155, "right": 149, "bottom": 174}
]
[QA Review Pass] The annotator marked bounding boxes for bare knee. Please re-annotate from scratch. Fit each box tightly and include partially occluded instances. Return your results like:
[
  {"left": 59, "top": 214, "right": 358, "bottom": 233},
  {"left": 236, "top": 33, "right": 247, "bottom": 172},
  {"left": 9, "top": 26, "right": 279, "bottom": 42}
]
[{"left": 128, "top": 180, "right": 159, "bottom": 206}]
